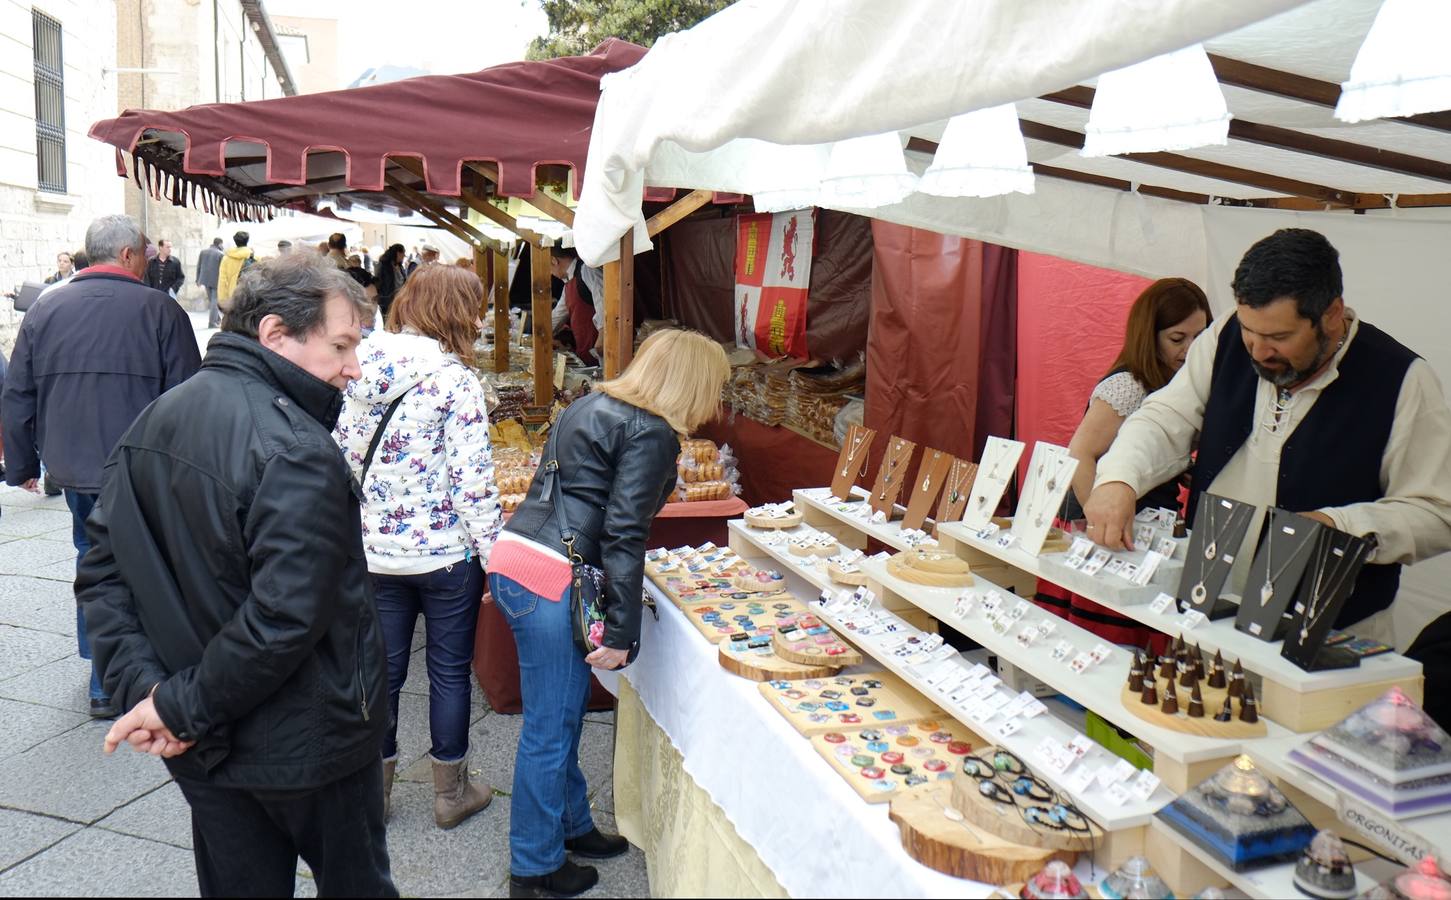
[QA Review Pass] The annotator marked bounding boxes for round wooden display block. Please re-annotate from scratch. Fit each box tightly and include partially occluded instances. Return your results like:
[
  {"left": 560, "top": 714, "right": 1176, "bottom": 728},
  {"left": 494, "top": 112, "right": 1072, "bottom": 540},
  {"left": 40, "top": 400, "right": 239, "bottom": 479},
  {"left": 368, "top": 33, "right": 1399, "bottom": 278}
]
[
  {"left": 890, "top": 788, "right": 1077, "bottom": 885},
  {"left": 744, "top": 508, "right": 804, "bottom": 529},
  {"left": 1117, "top": 679, "right": 1267, "bottom": 738},
  {"left": 826, "top": 560, "right": 869, "bottom": 586},
  {"left": 772, "top": 626, "right": 864, "bottom": 667},
  {"left": 886, "top": 550, "right": 974, "bottom": 588},
  {"left": 718, "top": 637, "right": 839, "bottom": 681},
  {"left": 949, "top": 753, "right": 1103, "bottom": 853},
  {"left": 731, "top": 571, "right": 788, "bottom": 594}
]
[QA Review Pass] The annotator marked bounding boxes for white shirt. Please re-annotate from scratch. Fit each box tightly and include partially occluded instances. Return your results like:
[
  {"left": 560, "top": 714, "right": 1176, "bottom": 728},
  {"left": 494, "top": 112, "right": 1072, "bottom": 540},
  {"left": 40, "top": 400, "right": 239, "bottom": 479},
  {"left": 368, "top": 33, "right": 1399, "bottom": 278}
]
[{"left": 1095, "top": 309, "right": 1451, "bottom": 595}]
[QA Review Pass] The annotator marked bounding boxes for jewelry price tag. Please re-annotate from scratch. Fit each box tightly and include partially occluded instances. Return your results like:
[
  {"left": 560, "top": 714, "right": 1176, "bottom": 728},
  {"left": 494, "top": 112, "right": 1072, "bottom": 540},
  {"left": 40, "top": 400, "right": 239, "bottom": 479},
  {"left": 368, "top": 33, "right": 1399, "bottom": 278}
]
[
  {"left": 1089, "top": 643, "right": 1114, "bottom": 665},
  {"left": 1063, "top": 766, "right": 1095, "bottom": 794},
  {"left": 1148, "top": 592, "right": 1176, "bottom": 614},
  {"left": 1155, "top": 537, "right": 1178, "bottom": 560},
  {"left": 973, "top": 681, "right": 1000, "bottom": 700},
  {"left": 974, "top": 522, "right": 1001, "bottom": 541},
  {"left": 1067, "top": 537, "right": 1094, "bottom": 562},
  {"left": 1082, "top": 549, "right": 1110, "bottom": 575},
  {"left": 1180, "top": 609, "right": 1209, "bottom": 630},
  {"left": 1015, "top": 627, "right": 1038, "bottom": 648},
  {"left": 1002, "top": 693, "right": 1033, "bottom": 718},
  {"left": 1067, "top": 734, "right": 1095, "bottom": 758},
  {"left": 994, "top": 531, "right": 1017, "bottom": 550},
  {"left": 1036, "top": 619, "right": 1057, "bottom": 638},
  {"left": 966, "top": 663, "right": 993, "bottom": 682},
  {"left": 1132, "top": 550, "right": 1164, "bottom": 587},
  {"left": 966, "top": 699, "right": 996, "bottom": 721},
  {"left": 952, "top": 593, "right": 977, "bottom": 620},
  {"left": 984, "top": 691, "right": 1011, "bottom": 710},
  {"left": 1023, "top": 699, "right": 1048, "bottom": 719},
  {"left": 1051, "top": 640, "right": 1075, "bottom": 662},
  {"left": 995, "top": 718, "right": 1022, "bottom": 738},
  {"left": 1068, "top": 652, "right": 1095, "bottom": 674},
  {"left": 1033, "top": 737, "right": 1059, "bottom": 766},
  {"left": 930, "top": 645, "right": 957, "bottom": 663},
  {"left": 1105, "top": 758, "right": 1138, "bottom": 786},
  {"left": 1105, "top": 782, "right": 1132, "bottom": 806}
]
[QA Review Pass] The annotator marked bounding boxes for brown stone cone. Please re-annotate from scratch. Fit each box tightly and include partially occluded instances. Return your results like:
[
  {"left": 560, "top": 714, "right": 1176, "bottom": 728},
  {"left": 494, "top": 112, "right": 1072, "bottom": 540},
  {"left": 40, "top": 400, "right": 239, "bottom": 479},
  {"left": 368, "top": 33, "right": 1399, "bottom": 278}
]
[
  {"left": 1178, "top": 663, "right": 1196, "bottom": 689},
  {"left": 1239, "top": 682, "right": 1259, "bottom": 723},
  {"left": 1208, "top": 664, "right": 1226, "bottom": 689},
  {"left": 1188, "top": 683, "right": 1205, "bottom": 718},
  {"left": 1140, "top": 680, "right": 1159, "bottom": 705},
  {"left": 1228, "top": 660, "right": 1245, "bottom": 698},
  {"left": 1214, "top": 697, "right": 1234, "bottom": 722},
  {"left": 1161, "top": 681, "right": 1179, "bottom": 715},
  {"left": 1158, "top": 658, "right": 1175, "bottom": 679}
]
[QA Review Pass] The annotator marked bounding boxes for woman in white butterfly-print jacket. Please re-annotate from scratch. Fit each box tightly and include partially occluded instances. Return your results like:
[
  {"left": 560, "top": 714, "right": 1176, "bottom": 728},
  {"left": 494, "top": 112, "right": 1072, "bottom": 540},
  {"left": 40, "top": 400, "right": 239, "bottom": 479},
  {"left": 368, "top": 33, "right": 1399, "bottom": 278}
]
[{"left": 334, "top": 264, "right": 501, "bottom": 831}]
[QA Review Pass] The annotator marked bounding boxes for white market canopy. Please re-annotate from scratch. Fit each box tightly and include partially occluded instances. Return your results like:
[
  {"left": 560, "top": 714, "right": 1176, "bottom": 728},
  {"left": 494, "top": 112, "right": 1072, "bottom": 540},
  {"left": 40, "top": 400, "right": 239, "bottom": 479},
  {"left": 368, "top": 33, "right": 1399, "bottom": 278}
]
[{"left": 573, "top": 0, "right": 1451, "bottom": 285}]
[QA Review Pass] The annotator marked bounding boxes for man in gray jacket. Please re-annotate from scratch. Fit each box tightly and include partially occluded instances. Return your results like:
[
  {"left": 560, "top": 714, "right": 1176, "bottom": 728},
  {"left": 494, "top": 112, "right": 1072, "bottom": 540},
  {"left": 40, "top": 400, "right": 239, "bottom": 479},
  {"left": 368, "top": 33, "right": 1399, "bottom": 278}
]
[{"left": 196, "top": 237, "right": 224, "bottom": 327}]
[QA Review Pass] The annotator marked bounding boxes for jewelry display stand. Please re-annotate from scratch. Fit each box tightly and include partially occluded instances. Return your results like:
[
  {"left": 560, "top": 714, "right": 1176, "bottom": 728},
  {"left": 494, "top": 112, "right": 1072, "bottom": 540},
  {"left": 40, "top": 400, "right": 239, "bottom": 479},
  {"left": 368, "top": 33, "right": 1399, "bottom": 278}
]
[
  {"left": 870, "top": 436, "right": 918, "bottom": 518},
  {"left": 831, "top": 424, "right": 876, "bottom": 501},
  {"left": 889, "top": 787, "right": 1077, "bottom": 884},
  {"left": 825, "top": 558, "right": 870, "bottom": 586},
  {"left": 1155, "top": 755, "right": 1315, "bottom": 871},
  {"left": 1236, "top": 508, "right": 1323, "bottom": 642},
  {"left": 885, "top": 549, "right": 974, "bottom": 588},
  {"left": 1280, "top": 529, "right": 1371, "bottom": 672},
  {"left": 1010, "top": 443, "right": 1078, "bottom": 557},
  {"left": 758, "top": 671, "right": 946, "bottom": 736},
  {"left": 964, "top": 437, "right": 1025, "bottom": 530},
  {"left": 948, "top": 750, "right": 1103, "bottom": 854},
  {"left": 732, "top": 568, "right": 791, "bottom": 594},
  {"left": 1287, "top": 686, "right": 1451, "bottom": 817},
  {"left": 1119, "top": 650, "right": 1266, "bottom": 739},
  {"left": 933, "top": 458, "right": 978, "bottom": 536},
  {"left": 787, "top": 533, "right": 841, "bottom": 558},
  {"left": 1177, "top": 493, "right": 1256, "bottom": 620},
  {"left": 744, "top": 501, "right": 804, "bottom": 530},
  {"left": 812, "top": 719, "right": 977, "bottom": 803},
  {"left": 718, "top": 632, "right": 841, "bottom": 681},
  {"left": 902, "top": 447, "right": 953, "bottom": 532},
  {"left": 681, "top": 596, "right": 809, "bottom": 643},
  {"left": 772, "top": 617, "right": 864, "bottom": 666}
]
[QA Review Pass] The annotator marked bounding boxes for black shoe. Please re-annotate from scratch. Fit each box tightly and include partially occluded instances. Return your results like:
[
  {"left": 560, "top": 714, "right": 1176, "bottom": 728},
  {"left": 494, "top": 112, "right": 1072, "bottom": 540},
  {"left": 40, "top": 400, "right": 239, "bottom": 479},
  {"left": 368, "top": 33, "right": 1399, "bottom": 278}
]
[
  {"left": 89, "top": 698, "right": 118, "bottom": 718},
  {"left": 509, "top": 860, "right": 598, "bottom": 898},
  {"left": 564, "top": 827, "right": 630, "bottom": 860},
  {"left": 43, "top": 474, "right": 61, "bottom": 496}
]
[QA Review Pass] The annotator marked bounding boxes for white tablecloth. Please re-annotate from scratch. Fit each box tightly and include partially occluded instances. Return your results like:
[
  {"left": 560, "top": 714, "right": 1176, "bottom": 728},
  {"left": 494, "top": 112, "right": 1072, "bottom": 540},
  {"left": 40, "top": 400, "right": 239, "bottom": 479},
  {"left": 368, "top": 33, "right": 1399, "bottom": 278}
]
[{"left": 599, "top": 584, "right": 994, "bottom": 898}]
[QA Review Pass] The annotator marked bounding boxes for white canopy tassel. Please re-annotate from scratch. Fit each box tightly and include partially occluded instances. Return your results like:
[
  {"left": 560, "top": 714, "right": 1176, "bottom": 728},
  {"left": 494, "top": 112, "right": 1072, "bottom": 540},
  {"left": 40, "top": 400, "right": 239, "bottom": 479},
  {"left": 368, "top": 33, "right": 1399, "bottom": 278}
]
[
  {"left": 815, "top": 131, "right": 919, "bottom": 209},
  {"left": 1336, "top": 0, "right": 1451, "bottom": 123},
  {"left": 918, "top": 104, "right": 1035, "bottom": 198},
  {"left": 1082, "top": 43, "right": 1231, "bottom": 157}
]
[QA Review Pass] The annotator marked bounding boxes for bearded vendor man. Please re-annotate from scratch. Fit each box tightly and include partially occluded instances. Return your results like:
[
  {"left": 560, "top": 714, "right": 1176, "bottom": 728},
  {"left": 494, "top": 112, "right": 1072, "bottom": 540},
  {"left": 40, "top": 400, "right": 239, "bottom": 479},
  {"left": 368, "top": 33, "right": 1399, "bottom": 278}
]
[{"left": 1083, "top": 228, "right": 1451, "bottom": 680}]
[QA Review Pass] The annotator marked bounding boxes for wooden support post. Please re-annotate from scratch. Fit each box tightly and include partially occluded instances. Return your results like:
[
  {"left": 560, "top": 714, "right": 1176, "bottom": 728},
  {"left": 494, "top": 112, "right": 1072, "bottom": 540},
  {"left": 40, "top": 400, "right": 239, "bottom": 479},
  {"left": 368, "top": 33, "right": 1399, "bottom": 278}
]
[
  {"left": 472, "top": 246, "right": 489, "bottom": 320},
  {"left": 646, "top": 189, "right": 713, "bottom": 237},
  {"left": 602, "top": 264, "right": 622, "bottom": 379},
  {"left": 617, "top": 229, "right": 635, "bottom": 372},
  {"left": 466, "top": 162, "right": 577, "bottom": 227},
  {"left": 530, "top": 241, "right": 553, "bottom": 408},
  {"left": 492, "top": 246, "right": 509, "bottom": 374}
]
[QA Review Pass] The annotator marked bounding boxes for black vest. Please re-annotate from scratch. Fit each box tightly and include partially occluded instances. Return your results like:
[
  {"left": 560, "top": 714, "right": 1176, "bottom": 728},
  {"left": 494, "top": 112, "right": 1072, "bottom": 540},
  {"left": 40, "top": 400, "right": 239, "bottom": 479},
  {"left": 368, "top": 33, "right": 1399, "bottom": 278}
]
[{"left": 1188, "top": 316, "right": 1417, "bottom": 625}]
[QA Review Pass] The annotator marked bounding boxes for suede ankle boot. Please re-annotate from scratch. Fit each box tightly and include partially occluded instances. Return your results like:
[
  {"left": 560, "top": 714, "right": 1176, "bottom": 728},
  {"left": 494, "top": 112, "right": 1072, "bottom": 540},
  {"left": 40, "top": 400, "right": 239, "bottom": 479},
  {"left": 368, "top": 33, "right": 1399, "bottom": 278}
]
[
  {"left": 509, "top": 860, "right": 599, "bottom": 898},
  {"left": 430, "top": 755, "right": 492, "bottom": 829}
]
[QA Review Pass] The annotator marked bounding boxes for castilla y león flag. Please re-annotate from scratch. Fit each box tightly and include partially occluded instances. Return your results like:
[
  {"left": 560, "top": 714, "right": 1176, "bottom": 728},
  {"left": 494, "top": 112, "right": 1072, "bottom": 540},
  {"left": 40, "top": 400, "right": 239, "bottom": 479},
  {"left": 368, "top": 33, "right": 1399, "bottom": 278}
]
[{"left": 734, "top": 209, "right": 814, "bottom": 359}]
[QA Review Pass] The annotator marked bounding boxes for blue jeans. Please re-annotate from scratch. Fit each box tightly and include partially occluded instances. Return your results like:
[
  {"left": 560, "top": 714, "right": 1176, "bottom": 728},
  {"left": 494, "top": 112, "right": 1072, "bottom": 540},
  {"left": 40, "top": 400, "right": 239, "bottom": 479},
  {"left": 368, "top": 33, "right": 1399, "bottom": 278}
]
[
  {"left": 372, "top": 560, "right": 484, "bottom": 762},
  {"left": 487, "top": 573, "right": 594, "bottom": 877},
  {"left": 64, "top": 490, "right": 106, "bottom": 702}
]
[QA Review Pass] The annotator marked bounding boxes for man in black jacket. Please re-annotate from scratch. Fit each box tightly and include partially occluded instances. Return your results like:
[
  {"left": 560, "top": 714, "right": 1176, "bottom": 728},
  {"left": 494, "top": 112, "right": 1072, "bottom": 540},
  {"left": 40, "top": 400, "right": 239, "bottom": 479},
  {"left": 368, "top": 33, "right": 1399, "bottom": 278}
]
[
  {"left": 2, "top": 213, "right": 201, "bottom": 717},
  {"left": 145, "top": 239, "right": 185, "bottom": 297},
  {"left": 77, "top": 254, "right": 396, "bottom": 897}
]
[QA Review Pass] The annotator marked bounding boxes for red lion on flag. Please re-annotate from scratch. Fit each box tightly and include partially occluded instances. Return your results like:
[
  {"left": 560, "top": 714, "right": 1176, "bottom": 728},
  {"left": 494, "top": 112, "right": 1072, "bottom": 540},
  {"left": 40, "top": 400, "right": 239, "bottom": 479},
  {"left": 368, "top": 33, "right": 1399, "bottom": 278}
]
[{"left": 780, "top": 215, "right": 799, "bottom": 281}]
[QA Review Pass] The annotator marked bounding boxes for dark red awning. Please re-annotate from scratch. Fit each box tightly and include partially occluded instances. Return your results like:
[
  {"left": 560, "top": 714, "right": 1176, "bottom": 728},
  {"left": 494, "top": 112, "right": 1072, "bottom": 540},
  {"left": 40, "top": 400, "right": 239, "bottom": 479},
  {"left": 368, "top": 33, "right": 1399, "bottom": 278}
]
[{"left": 87, "top": 40, "right": 656, "bottom": 222}]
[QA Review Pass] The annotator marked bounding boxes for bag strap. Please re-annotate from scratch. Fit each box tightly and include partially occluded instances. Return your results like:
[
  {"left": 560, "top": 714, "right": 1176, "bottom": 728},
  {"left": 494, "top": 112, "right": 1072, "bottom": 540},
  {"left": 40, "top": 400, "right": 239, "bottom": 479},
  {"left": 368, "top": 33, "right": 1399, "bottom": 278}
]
[
  {"left": 541, "top": 402, "right": 582, "bottom": 562},
  {"left": 360, "top": 391, "right": 410, "bottom": 485}
]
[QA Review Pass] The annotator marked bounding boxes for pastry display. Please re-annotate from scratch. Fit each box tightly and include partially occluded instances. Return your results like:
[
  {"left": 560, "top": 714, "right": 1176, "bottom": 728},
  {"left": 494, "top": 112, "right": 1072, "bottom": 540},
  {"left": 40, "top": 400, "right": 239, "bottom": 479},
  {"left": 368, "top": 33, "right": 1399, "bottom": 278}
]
[
  {"left": 678, "top": 480, "right": 733, "bottom": 502},
  {"left": 1287, "top": 686, "right": 1451, "bottom": 816},
  {"left": 1292, "top": 830, "right": 1356, "bottom": 900},
  {"left": 885, "top": 548, "right": 974, "bottom": 588},
  {"left": 772, "top": 615, "right": 864, "bottom": 666},
  {"left": 758, "top": 671, "right": 945, "bottom": 735},
  {"left": 811, "top": 719, "right": 975, "bottom": 803},
  {"left": 682, "top": 597, "right": 809, "bottom": 643},
  {"left": 1099, "top": 856, "right": 1173, "bottom": 899},
  {"left": 1120, "top": 641, "right": 1265, "bottom": 738},
  {"left": 1156, "top": 754, "right": 1315, "bottom": 871},
  {"left": 678, "top": 438, "right": 720, "bottom": 465}
]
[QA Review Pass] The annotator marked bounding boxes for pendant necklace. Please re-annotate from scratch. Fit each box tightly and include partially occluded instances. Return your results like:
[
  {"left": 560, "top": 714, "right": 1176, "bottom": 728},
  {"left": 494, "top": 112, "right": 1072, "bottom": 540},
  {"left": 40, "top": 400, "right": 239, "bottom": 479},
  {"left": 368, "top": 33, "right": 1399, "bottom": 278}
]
[
  {"left": 1031, "top": 455, "right": 1068, "bottom": 527},
  {"left": 920, "top": 450, "right": 942, "bottom": 494},
  {"left": 840, "top": 428, "right": 868, "bottom": 479},
  {"left": 945, "top": 461, "right": 977, "bottom": 505},
  {"left": 1188, "top": 503, "right": 1248, "bottom": 606},
  {"left": 1202, "top": 502, "right": 1221, "bottom": 561},
  {"left": 878, "top": 439, "right": 908, "bottom": 502},
  {"left": 1258, "top": 518, "right": 1316, "bottom": 607},
  {"left": 975, "top": 444, "right": 1011, "bottom": 508},
  {"left": 1297, "top": 540, "right": 1365, "bottom": 644}
]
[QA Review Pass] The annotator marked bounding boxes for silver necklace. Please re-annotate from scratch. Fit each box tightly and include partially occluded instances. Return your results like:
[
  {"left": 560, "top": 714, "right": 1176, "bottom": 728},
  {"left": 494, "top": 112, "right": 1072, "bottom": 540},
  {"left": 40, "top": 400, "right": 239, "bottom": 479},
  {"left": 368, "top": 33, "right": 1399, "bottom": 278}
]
[
  {"left": 878, "top": 439, "right": 909, "bottom": 502},
  {"left": 1297, "top": 540, "right": 1365, "bottom": 644},
  {"left": 1202, "top": 502, "right": 1221, "bottom": 561},
  {"left": 1031, "top": 455, "right": 1069, "bottom": 527},
  {"left": 920, "top": 450, "right": 942, "bottom": 494},
  {"left": 1258, "top": 519, "right": 1316, "bottom": 607},
  {"left": 839, "top": 428, "right": 868, "bottom": 479},
  {"left": 1188, "top": 502, "right": 1249, "bottom": 605},
  {"left": 945, "top": 461, "right": 976, "bottom": 505}
]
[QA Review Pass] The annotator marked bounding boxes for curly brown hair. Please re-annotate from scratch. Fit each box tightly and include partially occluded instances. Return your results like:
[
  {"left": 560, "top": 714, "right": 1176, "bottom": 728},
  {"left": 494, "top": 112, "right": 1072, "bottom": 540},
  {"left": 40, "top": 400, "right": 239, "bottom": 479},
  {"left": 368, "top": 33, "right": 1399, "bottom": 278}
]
[{"left": 386, "top": 264, "right": 484, "bottom": 366}]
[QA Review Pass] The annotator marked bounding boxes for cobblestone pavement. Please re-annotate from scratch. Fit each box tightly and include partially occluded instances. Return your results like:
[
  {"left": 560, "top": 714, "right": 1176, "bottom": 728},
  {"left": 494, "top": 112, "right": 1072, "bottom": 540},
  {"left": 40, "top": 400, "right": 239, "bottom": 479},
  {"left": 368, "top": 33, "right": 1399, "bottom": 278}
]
[{"left": 0, "top": 313, "right": 648, "bottom": 898}]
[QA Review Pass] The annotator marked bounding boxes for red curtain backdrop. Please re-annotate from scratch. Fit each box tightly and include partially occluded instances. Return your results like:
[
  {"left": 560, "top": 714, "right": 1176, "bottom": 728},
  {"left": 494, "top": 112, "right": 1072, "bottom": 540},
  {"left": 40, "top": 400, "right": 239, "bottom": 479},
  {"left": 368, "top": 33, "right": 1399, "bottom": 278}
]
[{"left": 1014, "top": 252, "right": 1152, "bottom": 483}]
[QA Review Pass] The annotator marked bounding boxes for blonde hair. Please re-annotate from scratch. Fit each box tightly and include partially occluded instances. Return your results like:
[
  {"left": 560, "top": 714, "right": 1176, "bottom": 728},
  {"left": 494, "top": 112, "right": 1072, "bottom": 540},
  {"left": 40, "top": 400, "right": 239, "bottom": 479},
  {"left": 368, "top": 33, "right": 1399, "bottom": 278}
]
[{"left": 596, "top": 330, "right": 729, "bottom": 434}]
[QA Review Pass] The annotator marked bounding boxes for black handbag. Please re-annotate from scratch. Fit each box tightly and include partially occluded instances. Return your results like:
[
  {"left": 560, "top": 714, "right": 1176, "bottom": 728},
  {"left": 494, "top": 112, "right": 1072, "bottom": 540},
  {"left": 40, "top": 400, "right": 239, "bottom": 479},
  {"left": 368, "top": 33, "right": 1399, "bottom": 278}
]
[{"left": 540, "top": 453, "right": 641, "bottom": 666}]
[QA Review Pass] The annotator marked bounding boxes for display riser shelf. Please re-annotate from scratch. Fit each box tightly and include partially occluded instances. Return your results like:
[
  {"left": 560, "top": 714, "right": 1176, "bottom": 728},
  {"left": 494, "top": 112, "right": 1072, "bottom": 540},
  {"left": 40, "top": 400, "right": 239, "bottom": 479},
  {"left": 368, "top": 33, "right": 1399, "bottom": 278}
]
[
  {"left": 1147, "top": 818, "right": 1379, "bottom": 900},
  {"left": 729, "top": 521, "right": 1166, "bottom": 835},
  {"left": 856, "top": 556, "right": 1290, "bottom": 778},
  {"left": 936, "top": 520, "right": 1423, "bottom": 733}
]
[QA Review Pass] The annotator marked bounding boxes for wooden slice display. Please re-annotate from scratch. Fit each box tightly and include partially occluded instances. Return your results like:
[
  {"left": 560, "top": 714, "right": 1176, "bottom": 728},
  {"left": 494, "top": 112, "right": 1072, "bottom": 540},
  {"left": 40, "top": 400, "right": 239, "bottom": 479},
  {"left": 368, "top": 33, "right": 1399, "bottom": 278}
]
[
  {"left": 886, "top": 549, "right": 975, "bottom": 588},
  {"left": 811, "top": 719, "right": 979, "bottom": 803},
  {"left": 890, "top": 787, "right": 1077, "bottom": 884},
  {"left": 772, "top": 623, "right": 864, "bottom": 667},
  {"left": 718, "top": 635, "right": 840, "bottom": 681},
  {"left": 758, "top": 670, "right": 946, "bottom": 735},
  {"left": 682, "top": 597, "right": 809, "bottom": 644},
  {"left": 949, "top": 750, "right": 1103, "bottom": 853},
  {"left": 1117, "top": 679, "right": 1266, "bottom": 738},
  {"left": 743, "top": 505, "right": 804, "bottom": 530},
  {"left": 731, "top": 569, "right": 790, "bottom": 594},
  {"left": 825, "top": 560, "right": 869, "bottom": 586}
]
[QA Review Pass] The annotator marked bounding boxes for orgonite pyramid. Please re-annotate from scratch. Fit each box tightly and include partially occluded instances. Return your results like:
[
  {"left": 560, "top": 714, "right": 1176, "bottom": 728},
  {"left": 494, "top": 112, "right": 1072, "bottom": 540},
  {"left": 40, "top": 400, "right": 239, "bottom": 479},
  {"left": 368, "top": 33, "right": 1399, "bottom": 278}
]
[
  {"left": 1288, "top": 686, "right": 1451, "bottom": 817},
  {"left": 1156, "top": 755, "right": 1315, "bottom": 871}
]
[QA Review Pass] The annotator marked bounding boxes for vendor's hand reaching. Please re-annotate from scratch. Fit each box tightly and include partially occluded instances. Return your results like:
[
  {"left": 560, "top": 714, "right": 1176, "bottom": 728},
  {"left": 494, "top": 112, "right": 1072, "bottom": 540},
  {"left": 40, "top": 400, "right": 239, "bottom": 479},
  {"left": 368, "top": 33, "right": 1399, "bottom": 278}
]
[
  {"left": 585, "top": 646, "right": 629, "bottom": 670},
  {"left": 1083, "top": 481, "right": 1138, "bottom": 551},
  {"left": 103, "top": 693, "right": 194, "bottom": 758}
]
